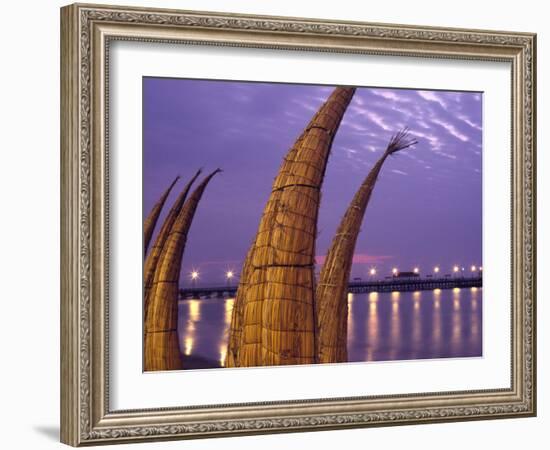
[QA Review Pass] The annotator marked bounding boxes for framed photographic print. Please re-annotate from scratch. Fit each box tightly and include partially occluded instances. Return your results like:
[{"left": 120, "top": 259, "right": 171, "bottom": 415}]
[{"left": 60, "top": 3, "right": 536, "bottom": 446}]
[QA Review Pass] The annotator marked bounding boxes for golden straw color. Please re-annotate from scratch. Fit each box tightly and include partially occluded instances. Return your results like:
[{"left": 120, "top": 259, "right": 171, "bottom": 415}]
[
  {"left": 143, "top": 169, "right": 202, "bottom": 319},
  {"left": 316, "top": 129, "right": 417, "bottom": 363},
  {"left": 144, "top": 169, "right": 221, "bottom": 371},
  {"left": 230, "top": 133, "right": 303, "bottom": 367},
  {"left": 226, "top": 129, "right": 317, "bottom": 367},
  {"left": 143, "top": 175, "right": 179, "bottom": 256},
  {"left": 229, "top": 87, "right": 356, "bottom": 367}
]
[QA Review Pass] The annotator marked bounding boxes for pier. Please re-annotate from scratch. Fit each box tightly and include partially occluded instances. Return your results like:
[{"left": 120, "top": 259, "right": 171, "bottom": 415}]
[{"left": 179, "top": 276, "right": 482, "bottom": 299}]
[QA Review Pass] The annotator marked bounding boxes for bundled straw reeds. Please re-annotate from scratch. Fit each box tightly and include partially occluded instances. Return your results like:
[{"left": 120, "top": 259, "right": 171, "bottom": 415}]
[
  {"left": 316, "top": 129, "right": 417, "bottom": 363},
  {"left": 231, "top": 131, "right": 306, "bottom": 367},
  {"left": 143, "top": 169, "right": 202, "bottom": 319},
  {"left": 144, "top": 169, "right": 221, "bottom": 371},
  {"left": 143, "top": 176, "right": 179, "bottom": 256},
  {"left": 227, "top": 87, "right": 356, "bottom": 367}
]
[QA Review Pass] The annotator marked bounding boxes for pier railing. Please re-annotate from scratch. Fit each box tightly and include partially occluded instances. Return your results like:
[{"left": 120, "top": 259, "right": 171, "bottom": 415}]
[{"left": 179, "top": 276, "right": 482, "bottom": 299}]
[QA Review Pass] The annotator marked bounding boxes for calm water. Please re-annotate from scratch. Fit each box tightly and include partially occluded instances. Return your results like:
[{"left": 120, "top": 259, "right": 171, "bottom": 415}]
[{"left": 177, "top": 287, "right": 482, "bottom": 368}]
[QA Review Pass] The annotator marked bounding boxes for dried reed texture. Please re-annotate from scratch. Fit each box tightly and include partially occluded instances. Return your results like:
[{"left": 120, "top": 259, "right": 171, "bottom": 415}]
[
  {"left": 144, "top": 169, "right": 221, "bottom": 371},
  {"left": 316, "top": 129, "right": 417, "bottom": 363},
  {"left": 143, "top": 176, "right": 179, "bottom": 256},
  {"left": 229, "top": 87, "right": 356, "bottom": 367},
  {"left": 143, "top": 169, "right": 202, "bottom": 319},
  {"left": 226, "top": 133, "right": 305, "bottom": 367},
  {"left": 233, "top": 131, "right": 307, "bottom": 367}
]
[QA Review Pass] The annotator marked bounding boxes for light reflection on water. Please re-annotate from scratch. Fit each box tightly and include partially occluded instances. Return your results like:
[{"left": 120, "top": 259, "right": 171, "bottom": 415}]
[{"left": 177, "top": 288, "right": 482, "bottom": 368}]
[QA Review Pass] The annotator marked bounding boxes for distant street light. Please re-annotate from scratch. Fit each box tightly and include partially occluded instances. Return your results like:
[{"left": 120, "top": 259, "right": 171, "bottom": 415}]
[
  {"left": 369, "top": 267, "right": 376, "bottom": 277},
  {"left": 226, "top": 270, "right": 234, "bottom": 286},
  {"left": 470, "top": 265, "right": 477, "bottom": 272},
  {"left": 413, "top": 267, "right": 420, "bottom": 275},
  {"left": 434, "top": 266, "right": 440, "bottom": 275},
  {"left": 392, "top": 267, "right": 398, "bottom": 276},
  {"left": 191, "top": 270, "right": 199, "bottom": 287}
]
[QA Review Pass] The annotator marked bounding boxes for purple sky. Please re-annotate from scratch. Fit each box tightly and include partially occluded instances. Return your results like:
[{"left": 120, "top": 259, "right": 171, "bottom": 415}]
[{"left": 143, "top": 78, "right": 482, "bottom": 286}]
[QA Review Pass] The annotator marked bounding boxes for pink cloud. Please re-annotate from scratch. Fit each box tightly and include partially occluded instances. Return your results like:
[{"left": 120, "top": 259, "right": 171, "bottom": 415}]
[{"left": 315, "top": 253, "right": 394, "bottom": 265}]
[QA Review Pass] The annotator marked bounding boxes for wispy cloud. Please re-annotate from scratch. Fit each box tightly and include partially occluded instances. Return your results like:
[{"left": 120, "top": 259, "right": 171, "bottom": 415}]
[
  {"left": 292, "top": 98, "right": 319, "bottom": 112},
  {"left": 364, "top": 111, "right": 392, "bottom": 131},
  {"left": 409, "top": 130, "right": 443, "bottom": 151},
  {"left": 391, "top": 169, "right": 408, "bottom": 176},
  {"left": 371, "top": 89, "right": 409, "bottom": 103},
  {"left": 435, "top": 151, "right": 457, "bottom": 160},
  {"left": 430, "top": 118, "right": 470, "bottom": 142},
  {"left": 418, "top": 91, "right": 448, "bottom": 109},
  {"left": 458, "top": 113, "right": 482, "bottom": 131}
]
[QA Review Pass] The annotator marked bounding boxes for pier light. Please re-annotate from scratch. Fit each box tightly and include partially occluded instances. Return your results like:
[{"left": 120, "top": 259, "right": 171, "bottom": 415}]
[
  {"left": 413, "top": 267, "right": 419, "bottom": 274},
  {"left": 191, "top": 270, "right": 199, "bottom": 280},
  {"left": 479, "top": 266, "right": 483, "bottom": 271},
  {"left": 453, "top": 265, "right": 459, "bottom": 273},
  {"left": 225, "top": 270, "right": 234, "bottom": 286},
  {"left": 392, "top": 267, "right": 398, "bottom": 276},
  {"left": 369, "top": 267, "right": 376, "bottom": 276},
  {"left": 434, "top": 266, "right": 440, "bottom": 274},
  {"left": 470, "top": 265, "right": 477, "bottom": 272}
]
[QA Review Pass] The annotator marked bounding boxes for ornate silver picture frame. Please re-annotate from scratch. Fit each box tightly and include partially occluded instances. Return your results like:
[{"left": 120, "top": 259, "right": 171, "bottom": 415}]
[{"left": 60, "top": 3, "right": 536, "bottom": 446}]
